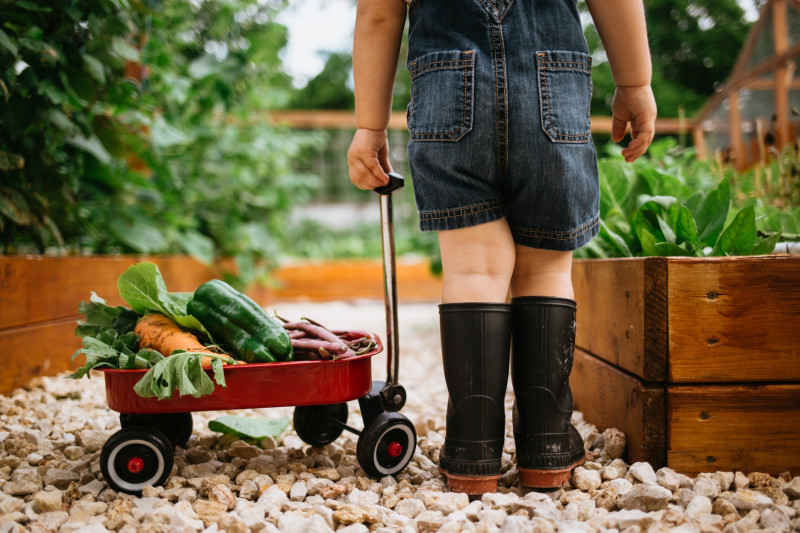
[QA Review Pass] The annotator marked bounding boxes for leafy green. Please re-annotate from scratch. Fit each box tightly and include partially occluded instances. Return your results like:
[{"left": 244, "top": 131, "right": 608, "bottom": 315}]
[
  {"left": 208, "top": 415, "right": 290, "bottom": 441},
  {"left": 117, "top": 262, "right": 204, "bottom": 332},
  {"left": 70, "top": 262, "right": 234, "bottom": 400},
  {"left": 133, "top": 352, "right": 229, "bottom": 400},
  {"left": 575, "top": 139, "right": 797, "bottom": 259}
]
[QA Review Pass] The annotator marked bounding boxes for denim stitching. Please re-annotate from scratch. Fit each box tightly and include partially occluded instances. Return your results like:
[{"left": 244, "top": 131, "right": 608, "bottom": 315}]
[
  {"left": 410, "top": 52, "right": 474, "bottom": 140},
  {"left": 537, "top": 52, "right": 591, "bottom": 143},
  {"left": 419, "top": 200, "right": 505, "bottom": 221},
  {"left": 510, "top": 217, "right": 599, "bottom": 241}
]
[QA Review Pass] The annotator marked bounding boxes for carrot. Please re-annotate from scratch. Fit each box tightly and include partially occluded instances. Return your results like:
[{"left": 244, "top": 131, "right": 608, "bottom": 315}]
[{"left": 134, "top": 313, "right": 230, "bottom": 367}]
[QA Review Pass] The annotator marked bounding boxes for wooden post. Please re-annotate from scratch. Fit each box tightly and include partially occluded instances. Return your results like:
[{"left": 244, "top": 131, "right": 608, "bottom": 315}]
[
  {"left": 773, "top": 0, "right": 791, "bottom": 149},
  {"left": 728, "top": 90, "right": 746, "bottom": 169}
]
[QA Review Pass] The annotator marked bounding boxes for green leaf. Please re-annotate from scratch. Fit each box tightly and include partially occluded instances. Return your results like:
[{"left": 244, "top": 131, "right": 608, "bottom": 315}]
[
  {"left": 598, "top": 219, "right": 633, "bottom": 257},
  {"left": 713, "top": 205, "right": 756, "bottom": 256},
  {"left": 0, "top": 29, "right": 18, "bottom": 57},
  {"left": 208, "top": 415, "right": 290, "bottom": 440},
  {"left": 116, "top": 262, "right": 205, "bottom": 331},
  {"left": 108, "top": 218, "right": 168, "bottom": 253},
  {"left": 639, "top": 228, "right": 660, "bottom": 257},
  {"left": 179, "top": 230, "right": 216, "bottom": 264},
  {"left": 693, "top": 178, "right": 731, "bottom": 245},
  {"left": 111, "top": 37, "right": 140, "bottom": 62},
  {"left": 133, "top": 352, "right": 220, "bottom": 400},
  {"left": 82, "top": 53, "right": 107, "bottom": 84},
  {"left": 0, "top": 188, "right": 31, "bottom": 225},
  {"left": 753, "top": 232, "right": 782, "bottom": 256},
  {"left": 67, "top": 134, "right": 112, "bottom": 164},
  {"left": 675, "top": 205, "right": 703, "bottom": 254}
]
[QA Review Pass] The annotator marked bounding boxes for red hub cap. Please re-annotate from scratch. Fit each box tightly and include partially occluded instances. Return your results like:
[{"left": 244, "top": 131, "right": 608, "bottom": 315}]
[
  {"left": 387, "top": 441, "right": 403, "bottom": 457},
  {"left": 127, "top": 457, "right": 145, "bottom": 473}
]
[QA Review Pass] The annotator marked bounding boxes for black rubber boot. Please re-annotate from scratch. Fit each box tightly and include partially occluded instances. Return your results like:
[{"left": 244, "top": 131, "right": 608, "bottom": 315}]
[
  {"left": 437, "top": 303, "right": 512, "bottom": 495},
  {"left": 510, "top": 296, "right": 585, "bottom": 488}
]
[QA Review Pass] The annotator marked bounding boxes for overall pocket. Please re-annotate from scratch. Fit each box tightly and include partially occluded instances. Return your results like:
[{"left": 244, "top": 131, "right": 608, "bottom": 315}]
[
  {"left": 536, "top": 50, "right": 592, "bottom": 144},
  {"left": 408, "top": 50, "right": 475, "bottom": 142}
]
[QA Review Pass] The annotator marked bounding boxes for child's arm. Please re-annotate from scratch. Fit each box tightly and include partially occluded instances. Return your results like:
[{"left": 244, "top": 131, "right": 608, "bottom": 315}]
[
  {"left": 586, "top": 0, "right": 657, "bottom": 162},
  {"left": 347, "top": 0, "right": 407, "bottom": 190}
]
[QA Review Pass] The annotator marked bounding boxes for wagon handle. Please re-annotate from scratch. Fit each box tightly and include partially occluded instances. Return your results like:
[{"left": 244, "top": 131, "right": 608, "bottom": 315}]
[{"left": 374, "top": 172, "right": 404, "bottom": 386}]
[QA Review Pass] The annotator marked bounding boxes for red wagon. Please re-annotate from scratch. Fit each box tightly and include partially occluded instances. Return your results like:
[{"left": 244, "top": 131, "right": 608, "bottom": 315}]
[{"left": 98, "top": 174, "right": 418, "bottom": 495}]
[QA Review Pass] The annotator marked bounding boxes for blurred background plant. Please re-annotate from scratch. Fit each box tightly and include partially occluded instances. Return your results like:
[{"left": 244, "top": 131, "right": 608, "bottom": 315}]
[{"left": 1, "top": 0, "right": 796, "bottom": 289}]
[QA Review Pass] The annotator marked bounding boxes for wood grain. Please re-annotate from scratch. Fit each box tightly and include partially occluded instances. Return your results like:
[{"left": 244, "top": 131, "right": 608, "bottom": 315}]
[
  {"left": 666, "top": 255, "right": 800, "bottom": 383},
  {"left": 0, "top": 318, "right": 83, "bottom": 395},
  {"left": 572, "top": 258, "right": 667, "bottom": 381},
  {"left": 668, "top": 384, "right": 800, "bottom": 475},
  {"left": 0, "top": 255, "right": 217, "bottom": 329},
  {"left": 572, "top": 348, "right": 666, "bottom": 467}
]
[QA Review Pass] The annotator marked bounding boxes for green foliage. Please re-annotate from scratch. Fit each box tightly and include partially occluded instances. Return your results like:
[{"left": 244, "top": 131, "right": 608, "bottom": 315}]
[
  {"left": 288, "top": 52, "right": 354, "bottom": 109},
  {"left": 581, "top": 0, "right": 752, "bottom": 118},
  {"left": 1, "top": 0, "right": 320, "bottom": 287},
  {"left": 576, "top": 138, "right": 799, "bottom": 259}
]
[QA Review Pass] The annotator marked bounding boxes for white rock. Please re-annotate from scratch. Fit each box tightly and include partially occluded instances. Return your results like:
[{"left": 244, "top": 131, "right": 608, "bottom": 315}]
[
  {"left": 611, "top": 509, "right": 657, "bottom": 530},
  {"left": 727, "top": 489, "right": 774, "bottom": 511},
  {"left": 656, "top": 468, "right": 682, "bottom": 491},
  {"left": 258, "top": 484, "right": 289, "bottom": 509},
  {"left": 289, "top": 481, "right": 308, "bottom": 502},
  {"left": 693, "top": 476, "right": 721, "bottom": 499},
  {"left": 782, "top": 476, "right": 800, "bottom": 498},
  {"left": 628, "top": 462, "right": 658, "bottom": 485},
  {"left": 422, "top": 491, "right": 469, "bottom": 515},
  {"left": 33, "top": 489, "right": 63, "bottom": 513},
  {"left": 500, "top": 515, "right": 553, "bottom": 532},
  {"left": 346, "top": 488, "right": 379, "bottom": 507},
  {"left": 277, "top": 512, "right": 333, "bottom": 533},
  {"left": 616, "top": 484, "right": 672, "bottom": 511},
  {"left": 571, "top": 468, "right": 602, "bottom": 491},
  {"left": 482, "top": 492, "right": 520, "bottom": 511},
  {"left": 394, "top": 498, "right": 426, "bottom": 518},
  {"left": 734, "top": 471, "right": 750, "bottom": 490},
  {"left": 600, "top": 428, "right": 626, "bottom": 459},
  {"left": 684, "top": 495, "right": 713, "bottom": 520},
  {"left": 602, "top": 459, "right": 628, "bottom": 481}
]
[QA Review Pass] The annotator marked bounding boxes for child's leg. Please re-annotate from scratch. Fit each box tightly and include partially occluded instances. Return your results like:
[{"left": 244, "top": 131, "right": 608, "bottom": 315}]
[
  {"left": 510, "top": 247, "right": 574, "bottom": 299},
  {"left": 437, "top": 219, "right": 516, "bottom": 304},
  {"left": 435, "top": 219, "right": 514, "bottom": 494},
  {"left": 509, "top": 247, "right": 585, "bottom": 488}
]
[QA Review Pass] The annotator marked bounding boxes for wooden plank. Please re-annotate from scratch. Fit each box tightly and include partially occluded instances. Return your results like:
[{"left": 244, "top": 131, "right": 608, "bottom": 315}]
[
  {"left": 265, "top": 110, "right": 688, "bottom": 135},
  {"left": 0, "top": 318, "right": 83, "bottom": 396},
  {"left": 666, "top": 255, "right": 800, "bottom": 383},
  {"left": 270, "top": 259, "right": 442, "bottom": 302},
  {"left": 668, "top": 384, "right": 800, "bottom": 476},
  {"left": 572, "top": 258, "right": 667, "bottom": 382},
  {"left": 0, "top": 255, "right": 217, "bottom": 329},
  {"left": 572, "top": 348, "right": 666, "bottom": 467}
]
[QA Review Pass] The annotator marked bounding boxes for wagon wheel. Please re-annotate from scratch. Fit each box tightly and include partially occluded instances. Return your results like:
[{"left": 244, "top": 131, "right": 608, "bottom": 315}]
[
  {"left": 119, "top": 412, "right": 194, "bottom": 449},
  {"left": 293, "top": 403, "right": 348, "bottom": 447},
  {"left": 100, "top": 427, "right": 174, "bottom": 495},
  {"left": 356, "top": 412, "right": 416, "bottom": 478}
]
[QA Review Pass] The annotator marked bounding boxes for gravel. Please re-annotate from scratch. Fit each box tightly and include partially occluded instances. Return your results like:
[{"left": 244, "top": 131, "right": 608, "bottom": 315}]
[{"left": 2, "top": 300, "right": 799, "bottom": 532}]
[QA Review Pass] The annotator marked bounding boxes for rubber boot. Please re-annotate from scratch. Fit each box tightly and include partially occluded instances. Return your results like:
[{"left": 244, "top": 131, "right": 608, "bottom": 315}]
[
  {"left": 510, "top": 296, "right": 585, "bottom": 488},
  {"left": 437, "top": 303, "right": 512, "bottom": 495}
]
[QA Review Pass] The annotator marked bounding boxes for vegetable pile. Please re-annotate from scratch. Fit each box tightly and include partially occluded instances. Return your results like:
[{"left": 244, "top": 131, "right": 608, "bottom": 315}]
[{"left": 71, "top": 262, "right": 375, "bottom": 400}]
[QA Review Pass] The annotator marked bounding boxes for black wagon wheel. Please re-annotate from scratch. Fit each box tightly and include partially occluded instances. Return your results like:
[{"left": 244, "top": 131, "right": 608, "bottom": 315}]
[
  {"left": 356, "top": 412, "right": 417, "bottom": 478},
  {"left": 100, "top": 427, "right": 174, "bottom": 495},
  {"left": 119, "top": 412, "right": 194, "bottom": 448},
  {"left": 292, "top": 403, "right": 348, "bottom": 447}
]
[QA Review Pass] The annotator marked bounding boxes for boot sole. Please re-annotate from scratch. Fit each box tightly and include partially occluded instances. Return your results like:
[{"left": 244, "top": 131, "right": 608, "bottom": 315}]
[
  {"left": 439, "top": 467, "right": 499, "bottom": 495},
  {"left": 517, "top": 456, "right": 586, "bottom": 489}
]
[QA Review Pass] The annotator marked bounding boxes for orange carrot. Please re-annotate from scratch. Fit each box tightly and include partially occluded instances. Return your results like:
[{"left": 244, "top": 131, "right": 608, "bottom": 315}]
[{"left": 134, "top": 313, "right": 230, "bottom": 366}]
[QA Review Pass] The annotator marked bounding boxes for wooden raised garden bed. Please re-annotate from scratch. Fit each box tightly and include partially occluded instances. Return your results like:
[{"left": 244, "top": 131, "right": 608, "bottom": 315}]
[{"left": 570, "top": 254, "right": 800, "bottom": 476}]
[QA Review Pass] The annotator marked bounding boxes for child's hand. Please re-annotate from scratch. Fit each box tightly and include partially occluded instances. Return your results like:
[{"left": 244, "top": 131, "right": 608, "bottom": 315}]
[
  {"left": 348, "top": 128, "right": 392, "bottom": 190},
  {"left": 610, "top": 86, "right": 657, "bottom": 163}
]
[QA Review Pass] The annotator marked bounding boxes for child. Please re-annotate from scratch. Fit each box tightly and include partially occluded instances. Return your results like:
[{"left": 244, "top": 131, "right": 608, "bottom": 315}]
[{"left": 348, "top": 0, "right": 656, "bottom": 495}]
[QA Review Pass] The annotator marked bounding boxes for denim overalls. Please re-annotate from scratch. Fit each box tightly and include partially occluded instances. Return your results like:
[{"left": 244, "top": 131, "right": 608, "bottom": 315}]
[{"left": 406, "top": 0, "right": 600, "bottom": 251}]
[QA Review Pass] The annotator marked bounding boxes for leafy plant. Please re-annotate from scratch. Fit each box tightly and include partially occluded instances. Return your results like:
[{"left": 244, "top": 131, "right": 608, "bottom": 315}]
[
  {"left": 1, "top": 0, "right": 321, "bottom": 288},
  {"left": 577, "top": 138, "right": 797, "bottom": 259}
]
